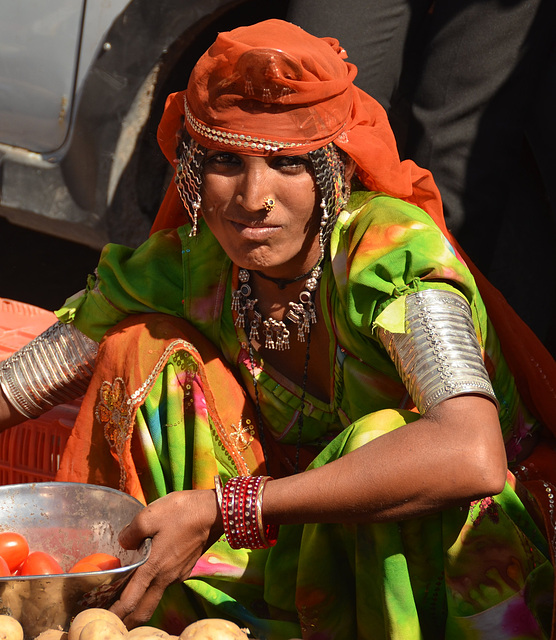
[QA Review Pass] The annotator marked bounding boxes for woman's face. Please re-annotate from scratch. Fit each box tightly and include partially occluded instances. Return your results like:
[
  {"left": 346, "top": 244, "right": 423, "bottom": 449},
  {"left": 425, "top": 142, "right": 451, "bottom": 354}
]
[{"left": 200, "top": 151, "right": 321, "bottom": 277}]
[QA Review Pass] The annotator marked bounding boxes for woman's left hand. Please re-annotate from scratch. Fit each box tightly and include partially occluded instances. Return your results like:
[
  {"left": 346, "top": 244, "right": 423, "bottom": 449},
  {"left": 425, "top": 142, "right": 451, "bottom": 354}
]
[{"left": 109, "top": 489, "right": 223, "bottom": 628}]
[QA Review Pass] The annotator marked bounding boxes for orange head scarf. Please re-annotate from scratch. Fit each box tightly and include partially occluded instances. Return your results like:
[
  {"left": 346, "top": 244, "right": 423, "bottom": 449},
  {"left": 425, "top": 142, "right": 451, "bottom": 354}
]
[{"left": 153, "top": 18, "right": 445, "bottom": 234}]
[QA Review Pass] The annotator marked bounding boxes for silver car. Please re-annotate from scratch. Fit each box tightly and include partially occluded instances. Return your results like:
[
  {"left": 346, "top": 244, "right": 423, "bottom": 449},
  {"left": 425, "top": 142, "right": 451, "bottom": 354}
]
[{"left": 0, "top": 0, "right": 287, "bottom": 249}]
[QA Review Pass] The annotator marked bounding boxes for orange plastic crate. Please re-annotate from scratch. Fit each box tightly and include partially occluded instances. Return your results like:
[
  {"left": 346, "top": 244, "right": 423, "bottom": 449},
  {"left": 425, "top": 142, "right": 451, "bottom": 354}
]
[
  {"left": 0, "top": 404, "right": 79, "bottom": 484},
  {"left": 0, "top": 298, "right": 81, "bottom": 484}
]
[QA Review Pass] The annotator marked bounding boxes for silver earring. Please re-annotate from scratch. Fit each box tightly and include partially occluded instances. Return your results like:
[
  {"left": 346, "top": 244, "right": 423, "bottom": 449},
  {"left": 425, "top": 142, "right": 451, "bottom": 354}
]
[
  {"left": 342, "top": 181, "right": 352, "bottom": 207},
  {"left": 189, "top": 195, "right": 201, "bottom": 237},
  {"left": 318, "top": 197, "right": 329, "bottom": 261}
]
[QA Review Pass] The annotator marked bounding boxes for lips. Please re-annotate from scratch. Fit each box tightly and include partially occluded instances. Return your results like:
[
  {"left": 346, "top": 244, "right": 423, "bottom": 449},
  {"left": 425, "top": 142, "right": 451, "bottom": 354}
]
[
  {"left": 229, "top": 219, "right": 281, "bottom": 240},
  {"left": 228, "top": 216, "right": 278, "bottom": 227}
]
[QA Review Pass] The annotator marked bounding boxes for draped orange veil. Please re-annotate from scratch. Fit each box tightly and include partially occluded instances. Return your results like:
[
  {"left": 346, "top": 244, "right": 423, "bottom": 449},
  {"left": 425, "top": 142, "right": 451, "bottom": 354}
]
[{"left": 151, "top": 19, "right": 556, "bottom": 436}]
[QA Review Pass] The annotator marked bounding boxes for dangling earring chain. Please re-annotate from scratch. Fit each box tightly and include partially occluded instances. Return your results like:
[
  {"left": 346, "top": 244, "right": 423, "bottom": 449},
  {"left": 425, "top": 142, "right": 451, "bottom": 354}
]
[
  {"left": 318, "top": 197, "right": 330, "bottom": 262},
  {"left": 189, "top": 196, "right": 201, "bottom": 237},
  {"left": 232, "top": 263, "right": 323, "bottom": 350},
  {"left": 175, "top": 138, "right": 204, "bottom": 237}
]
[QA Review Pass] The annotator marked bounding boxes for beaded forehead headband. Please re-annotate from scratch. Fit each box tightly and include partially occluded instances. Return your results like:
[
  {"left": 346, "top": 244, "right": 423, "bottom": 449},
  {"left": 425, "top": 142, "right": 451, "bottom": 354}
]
[{"left": 184, "top": 99, "right": 307, "bottom": 153}]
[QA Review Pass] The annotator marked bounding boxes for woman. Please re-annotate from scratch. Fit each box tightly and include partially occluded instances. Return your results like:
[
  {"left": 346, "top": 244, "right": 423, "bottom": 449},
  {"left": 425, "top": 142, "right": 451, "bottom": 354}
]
[{"left": 1, "top": 19, "right": 555, "bottom": 640}]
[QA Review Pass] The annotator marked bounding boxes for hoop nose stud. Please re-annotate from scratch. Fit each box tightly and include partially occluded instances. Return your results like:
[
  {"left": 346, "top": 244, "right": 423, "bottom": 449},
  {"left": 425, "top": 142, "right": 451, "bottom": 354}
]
[{"left": 262, "top": 197, "right": 276, "bottom": 212}]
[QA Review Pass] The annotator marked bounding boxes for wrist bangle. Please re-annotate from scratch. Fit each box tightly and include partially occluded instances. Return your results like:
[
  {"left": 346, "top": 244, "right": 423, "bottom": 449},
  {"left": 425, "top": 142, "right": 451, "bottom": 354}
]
[
  {"left": 0, "top": 321, "right": 98, "bottom": 418},
  {"left": 214, "top": 475, "right": 279, "bottom": 549}
]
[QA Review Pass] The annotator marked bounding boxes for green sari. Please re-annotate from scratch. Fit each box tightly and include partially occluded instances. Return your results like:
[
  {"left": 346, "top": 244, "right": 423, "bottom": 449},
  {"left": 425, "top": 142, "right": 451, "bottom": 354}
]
[{"left": 56, "top": 192, "right": 554, "bottom": 639}]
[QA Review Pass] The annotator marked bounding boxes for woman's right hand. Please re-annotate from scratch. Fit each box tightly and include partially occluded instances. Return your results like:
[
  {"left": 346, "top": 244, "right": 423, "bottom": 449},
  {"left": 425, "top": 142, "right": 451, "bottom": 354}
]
[{"left": 109, "top": 488, "right": 223, "bottom": 629}]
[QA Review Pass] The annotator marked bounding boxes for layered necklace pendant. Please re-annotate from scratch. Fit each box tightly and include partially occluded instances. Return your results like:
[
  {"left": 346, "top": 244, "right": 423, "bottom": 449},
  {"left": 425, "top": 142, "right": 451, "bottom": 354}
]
[{"left": 231, "top": 265, "right": 323, "bottom": 350}]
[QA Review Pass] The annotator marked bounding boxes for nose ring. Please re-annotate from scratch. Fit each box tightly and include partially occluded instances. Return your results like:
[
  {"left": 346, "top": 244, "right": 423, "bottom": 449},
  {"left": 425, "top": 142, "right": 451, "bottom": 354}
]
[{"left": 263, "top": 197, "right": 276, "bottom": 212}]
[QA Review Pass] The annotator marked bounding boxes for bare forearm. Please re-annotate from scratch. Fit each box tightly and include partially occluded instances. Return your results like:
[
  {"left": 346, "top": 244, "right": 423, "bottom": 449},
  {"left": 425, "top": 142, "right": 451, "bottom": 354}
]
[{"left": 262, "top": 396, "right": 506, "bottom": 525}]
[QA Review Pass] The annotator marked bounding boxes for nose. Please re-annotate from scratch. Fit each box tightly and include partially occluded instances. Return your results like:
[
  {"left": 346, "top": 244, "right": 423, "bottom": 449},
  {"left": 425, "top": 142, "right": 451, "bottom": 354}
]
[{"left": 235, "top": 162, "right": 272, "bottom": 213}]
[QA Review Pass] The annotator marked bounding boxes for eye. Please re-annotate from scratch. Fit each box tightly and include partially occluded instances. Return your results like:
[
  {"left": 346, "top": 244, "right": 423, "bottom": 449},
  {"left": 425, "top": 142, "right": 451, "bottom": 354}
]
[
  {"left": 272, "top": 155, "right": 311, "bottom": 173},
  {"left": 205, "top": 152, "right": 241, "bottom": 168}
]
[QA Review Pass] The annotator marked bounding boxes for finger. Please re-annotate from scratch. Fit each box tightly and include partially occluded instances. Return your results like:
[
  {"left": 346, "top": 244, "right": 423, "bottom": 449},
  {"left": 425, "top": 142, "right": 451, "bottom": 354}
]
[
  {"left": 110, "top": 559, "right": 156, "bottom": 619},
  {"left": 117, "top": 523, "right": 137, "bottom": 551},
  {"left": 109, "top": 599, "right": 129, "bottom": 626},
  {"left": 120, "top": 579, "right": 169, "bottom": 629},
  {"left": 110, "top": 569, "right": 167, "bottom": 629},
  {"left": 119, "top": 497, "right": 173, "bottom": 549},
  {"left": 119, "top": 514, "right": 152, "bottom": 550}
]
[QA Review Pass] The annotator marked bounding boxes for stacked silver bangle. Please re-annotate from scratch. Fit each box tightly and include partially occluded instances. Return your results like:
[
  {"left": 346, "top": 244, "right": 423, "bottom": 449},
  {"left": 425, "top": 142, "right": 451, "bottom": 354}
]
[
  {"left": 377, "top": 289, "right": 498, "bottom": 414},
  {"left": 0, "top": 321, "right": 98, "bottom": 419}
]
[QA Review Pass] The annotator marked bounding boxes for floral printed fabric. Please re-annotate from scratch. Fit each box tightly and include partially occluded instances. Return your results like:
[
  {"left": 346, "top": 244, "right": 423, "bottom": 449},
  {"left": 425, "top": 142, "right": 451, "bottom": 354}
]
[{"left": 58, "top": 192, "right": 553, "bottom": 638}]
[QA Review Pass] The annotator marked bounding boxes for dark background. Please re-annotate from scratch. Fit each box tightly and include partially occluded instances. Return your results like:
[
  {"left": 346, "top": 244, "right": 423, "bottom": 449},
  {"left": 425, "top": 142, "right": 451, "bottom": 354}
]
[{"left": 0, "top": 216, "right": 101, "bottom": 311}]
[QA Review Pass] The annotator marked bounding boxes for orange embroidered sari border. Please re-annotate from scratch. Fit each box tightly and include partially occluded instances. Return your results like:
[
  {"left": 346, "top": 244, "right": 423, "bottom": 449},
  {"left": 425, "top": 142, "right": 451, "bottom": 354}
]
[{"left": 57, "top": 314, "right": 267, "bottom": 502}]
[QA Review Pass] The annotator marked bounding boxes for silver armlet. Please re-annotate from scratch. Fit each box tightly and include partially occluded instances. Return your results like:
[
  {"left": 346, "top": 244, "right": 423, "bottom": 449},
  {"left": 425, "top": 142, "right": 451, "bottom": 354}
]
[
  {"left": 0, "top": 322, "right": 98, "bottom": 419},
  {"left": 377, "top": 290, "right": 498, "bottom": 414}
]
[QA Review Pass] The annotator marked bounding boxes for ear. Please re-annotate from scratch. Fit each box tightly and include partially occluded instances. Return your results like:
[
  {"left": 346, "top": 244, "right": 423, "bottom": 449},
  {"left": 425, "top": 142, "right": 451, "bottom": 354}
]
[{"left": 345, "top": 157, "right": 357, "bottom": 182}]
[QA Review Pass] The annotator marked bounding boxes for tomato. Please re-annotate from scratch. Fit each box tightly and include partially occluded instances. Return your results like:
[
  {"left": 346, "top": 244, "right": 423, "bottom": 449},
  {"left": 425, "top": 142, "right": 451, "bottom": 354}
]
[
  {"left": 0, "top": 532, "right": 29, "bottom": 573},
  {"left": 76, "top": 553, "right": 121, "bottom": 571},
  {"left": 68, "top": 561, "right": 101, "bottom": 574},
  {"left": 0, "top": 555, "right": 10, "bottom": 577},
  {"left": 19, "top": 551, "right": 63, "bottom": 576}
]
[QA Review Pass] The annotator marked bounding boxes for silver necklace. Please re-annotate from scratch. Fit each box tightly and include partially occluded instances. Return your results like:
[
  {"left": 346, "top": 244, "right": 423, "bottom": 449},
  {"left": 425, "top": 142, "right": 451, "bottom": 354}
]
[{"left": 231, "top": 264, "right": 323, "bottom": 350}]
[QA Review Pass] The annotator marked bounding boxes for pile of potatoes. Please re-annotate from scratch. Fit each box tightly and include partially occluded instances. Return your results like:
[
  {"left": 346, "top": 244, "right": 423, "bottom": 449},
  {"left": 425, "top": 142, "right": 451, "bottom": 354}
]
[{"left": 0, "top": 610, "right": 252, "bottom": 640}]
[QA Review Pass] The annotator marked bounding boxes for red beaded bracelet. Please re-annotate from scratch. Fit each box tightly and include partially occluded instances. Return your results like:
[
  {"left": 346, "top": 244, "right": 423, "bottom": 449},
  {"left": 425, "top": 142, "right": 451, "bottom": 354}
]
[{"left": 214, "top": 475, "right": 279, "bottom": 549}]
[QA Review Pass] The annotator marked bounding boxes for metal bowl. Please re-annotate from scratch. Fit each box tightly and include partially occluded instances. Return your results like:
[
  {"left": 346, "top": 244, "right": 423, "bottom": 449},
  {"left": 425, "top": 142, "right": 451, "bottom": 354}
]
[{"left": 0, "top": 482, "right": 151, "bottom": 639}]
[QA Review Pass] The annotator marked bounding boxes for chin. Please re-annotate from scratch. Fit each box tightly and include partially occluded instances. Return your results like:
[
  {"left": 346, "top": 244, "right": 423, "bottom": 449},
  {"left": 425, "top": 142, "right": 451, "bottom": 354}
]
[
  {"left": 225, "top": 240, "right": 317, "bottom": 276},
  {"left": 228, "top": 246, "right": 278, "bottom": 271},
  {"left": 237, "top": 256, "right": 277, "bottom": 272}
]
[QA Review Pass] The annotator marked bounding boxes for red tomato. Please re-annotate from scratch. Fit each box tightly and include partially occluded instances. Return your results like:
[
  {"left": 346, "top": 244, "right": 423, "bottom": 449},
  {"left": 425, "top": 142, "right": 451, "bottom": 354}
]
[
  {"left": 76, "top": 553, "right": 121, "bottom": 571},
  {"left": 0, "top": 532, "right": 29, "bottom": 573},
  {"left": 0, "top": 555, "right": 10, "bottom": 577},
  {"left": 68, "top": 561, "right": 101, "bottom": 574},
  {"left": 19, "top": 551, "right": 63, "bottom": 576}
]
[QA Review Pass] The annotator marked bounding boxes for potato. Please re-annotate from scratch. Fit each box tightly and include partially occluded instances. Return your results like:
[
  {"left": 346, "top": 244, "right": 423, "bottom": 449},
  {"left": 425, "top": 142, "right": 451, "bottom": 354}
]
[
  {"left": 34, "top": 630, "right": 68, "bottom": 640},
  {"left": 128, "top": 628, "right": 170, "bottom": 639},
  {"left": 23, "top": 579, "right": 67, "bottom": 640},
  {"left": 79, "top": 620, "right": 126, "bottom": 640},
  {"left": 179, "top": 619, "right": 249, "bottom": 640},
  {"left": 0, "top": 615, "right": 24, "bottom": 640},
  {"left": 0, "top": 581, "right": 31, "bottom": 622},
  {"left": 68, "top": 609, "right": 127, "bottom": 640}
]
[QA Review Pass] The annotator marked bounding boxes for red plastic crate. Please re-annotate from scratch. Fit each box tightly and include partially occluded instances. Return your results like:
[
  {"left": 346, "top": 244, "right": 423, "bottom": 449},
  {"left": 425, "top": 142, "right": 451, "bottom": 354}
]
[{"left": 0, "top": 298, "right": 80, "bottom": 484}]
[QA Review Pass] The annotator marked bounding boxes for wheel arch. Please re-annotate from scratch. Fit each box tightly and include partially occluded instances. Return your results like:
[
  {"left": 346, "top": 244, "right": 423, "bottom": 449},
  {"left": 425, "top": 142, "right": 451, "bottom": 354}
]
[{"left": 61, "top": 0, "right": 289, "bottom": 247}]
